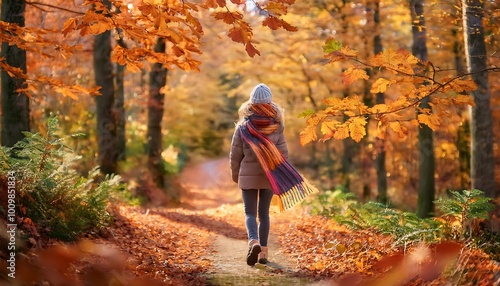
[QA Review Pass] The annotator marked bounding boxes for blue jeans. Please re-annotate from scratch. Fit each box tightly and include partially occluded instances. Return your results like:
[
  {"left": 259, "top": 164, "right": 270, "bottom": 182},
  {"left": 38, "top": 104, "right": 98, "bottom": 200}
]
[{"left": 242, "top": 189, "right": 274, "bottom": 247}]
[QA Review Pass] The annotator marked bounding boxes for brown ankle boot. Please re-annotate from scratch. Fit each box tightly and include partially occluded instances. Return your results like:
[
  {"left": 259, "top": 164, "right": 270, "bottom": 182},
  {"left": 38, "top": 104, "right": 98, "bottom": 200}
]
[
  {"left": 258, "top": 246, "right": 268, "bottom": 264},
  {"left": 246, "top": 239, "right": 261, "bottom": 266}
]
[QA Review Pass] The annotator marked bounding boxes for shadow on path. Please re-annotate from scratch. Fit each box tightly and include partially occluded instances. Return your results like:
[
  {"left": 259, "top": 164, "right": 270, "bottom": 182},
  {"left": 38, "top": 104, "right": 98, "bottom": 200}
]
[{"left": 150, "top": 209, "right": 247, "bottom": 240}]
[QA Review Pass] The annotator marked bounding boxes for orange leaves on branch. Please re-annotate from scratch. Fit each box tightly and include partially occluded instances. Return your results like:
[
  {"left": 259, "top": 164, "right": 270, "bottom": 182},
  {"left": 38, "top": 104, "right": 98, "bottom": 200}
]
[
  {"left": 324, "top": 38, "right": 358, "bottom": 62},
  {"left": 444, "top": 77, "right": 478, "bottom": 93},
  {"left": 208, "top": 0, "right": 297, "bottom": 57},
  {"left": 1, "top": 57, "right": 98, "bottom": 99},
  {"left": 300, "top": 42, "right": 478, "bottom": 145},
  {"left": 0, "top": 22, "right": 75, "bottom": 59},
  {"left": 451, "top": 94, "right": 475, "bottom": 105},
  {"left": 262, "top": 16, "right": 298, "bottom": 32},
  {"left": 62, "top": 1, "right": 205, "bottom": 70},
  {"left": 300, "top": 96, "right": 369, "bottom": 144}
]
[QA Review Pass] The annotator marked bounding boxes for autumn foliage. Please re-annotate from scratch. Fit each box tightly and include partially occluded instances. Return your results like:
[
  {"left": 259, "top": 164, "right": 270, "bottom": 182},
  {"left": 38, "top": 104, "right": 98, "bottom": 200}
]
[
  {"left": 62, "top": 0, "right": 298, "bottom": 71},
  {"left": 300, "top": 39, "right": 477, "bottom": 145}
]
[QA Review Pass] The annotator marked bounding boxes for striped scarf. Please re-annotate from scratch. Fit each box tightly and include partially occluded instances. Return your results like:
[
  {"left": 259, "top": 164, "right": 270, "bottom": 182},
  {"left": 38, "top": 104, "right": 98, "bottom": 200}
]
[{"left": 239, "top": 104, "right": 318, "bottom": 212}]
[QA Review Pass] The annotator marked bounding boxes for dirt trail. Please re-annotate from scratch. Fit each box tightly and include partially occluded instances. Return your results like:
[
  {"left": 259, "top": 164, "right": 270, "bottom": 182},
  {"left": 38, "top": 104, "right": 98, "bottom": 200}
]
[{"left": 178, "top": 157, "right": 314, "bottom": 285}]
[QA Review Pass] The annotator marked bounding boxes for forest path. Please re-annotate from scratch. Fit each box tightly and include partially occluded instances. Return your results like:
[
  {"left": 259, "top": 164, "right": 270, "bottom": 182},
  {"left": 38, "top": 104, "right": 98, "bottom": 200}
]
[{"left": 177, "top": 157, "right": 316, "bottom": 285}]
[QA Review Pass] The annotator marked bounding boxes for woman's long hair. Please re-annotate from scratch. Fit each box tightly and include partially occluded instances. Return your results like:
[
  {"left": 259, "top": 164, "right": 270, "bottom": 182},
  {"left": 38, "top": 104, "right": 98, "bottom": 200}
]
[{"left": 236, "top": 100, "right": 285, "bottom": 128}]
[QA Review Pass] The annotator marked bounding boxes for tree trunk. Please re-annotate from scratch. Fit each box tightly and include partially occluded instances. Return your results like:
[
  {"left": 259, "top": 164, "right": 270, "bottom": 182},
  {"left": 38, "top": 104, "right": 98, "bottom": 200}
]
[
  {"left": 115, "top": 61, "right": 126, "bottom": 161},
  {"left": 93, "top": 0, "right": 117, "bottom": 175},
  {"left": 115, "top": 26, "right": 127, "bottom": 162},
  {"left": 462, "top": 0, "right": 497, "bottom": 198},
  {"left": 457, "top": 120, "right": 471, "bottom": 188},
  {"left": 410, "top": 0, "right": 436, "bottom": 218},
  {"left": 368, "top": 0, "right": 389, "bottom": 204},
  {"left": 1, "top": 0, "right": 29, "bottom": 147},
  {"left": 452, "top": 26, "right": 470, "bottom": 189},
  {"left": 147, "top": 38, "right": 167, "bottom": 188}
]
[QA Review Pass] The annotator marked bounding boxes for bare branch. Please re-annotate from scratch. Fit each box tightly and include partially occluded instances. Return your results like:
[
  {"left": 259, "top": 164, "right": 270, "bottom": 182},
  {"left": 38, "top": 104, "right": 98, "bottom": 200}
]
[{"left": 26, "top": 1, "right": 85, "bottom": 15}]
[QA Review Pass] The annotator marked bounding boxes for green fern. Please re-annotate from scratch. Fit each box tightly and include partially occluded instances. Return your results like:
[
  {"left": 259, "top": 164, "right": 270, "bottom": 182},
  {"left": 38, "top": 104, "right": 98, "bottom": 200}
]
[
  {"left": 0, "top": 117, "right": 122, "bottom": 241},
  {"left": 336, "top": 202, "right": 441, "bottom": 247},
  {"left": 310, "top": 188, "right": 495, "bottom": 248},
  {"left": 435, "top": 189, "right": 494, "bottom": 239},
  {"left": 306, "top": 188, "right": 358, "bottom": 218}
]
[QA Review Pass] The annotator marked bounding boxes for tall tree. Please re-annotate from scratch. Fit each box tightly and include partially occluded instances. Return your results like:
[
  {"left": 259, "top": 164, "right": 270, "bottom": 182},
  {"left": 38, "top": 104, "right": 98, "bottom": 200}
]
[
  {"left": 368, "top": 0, "right": 388, "bottom": 204},
  {"left": 147, "top": 38, "right": 167, "bottom": 188},
  {"left": 462, "top": 0, "right": 496, "bottom": 198},
  {"left": 1, "top": 0, "right": 29, "bottom": 147},
  {"left": 410, "top": 0, "right": 436, "bottom": 218},
  {"left": 93, "top": 0, "right": 117, "bottom": 175},
  {"left": 115, "top": 25, "right": 127, "bottom": 162}
]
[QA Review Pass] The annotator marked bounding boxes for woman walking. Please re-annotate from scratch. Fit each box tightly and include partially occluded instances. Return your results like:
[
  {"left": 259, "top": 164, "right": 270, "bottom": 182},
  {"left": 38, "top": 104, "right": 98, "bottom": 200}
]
[{"left": 229, "top": 83, "right": 288, "bottom": 266}]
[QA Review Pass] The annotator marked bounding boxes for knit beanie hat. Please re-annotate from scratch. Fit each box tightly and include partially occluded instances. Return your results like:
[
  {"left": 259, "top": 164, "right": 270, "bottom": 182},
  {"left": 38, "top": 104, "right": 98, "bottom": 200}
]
[{"left": 250, "top": 83, "right": 272, "bottom": 104}]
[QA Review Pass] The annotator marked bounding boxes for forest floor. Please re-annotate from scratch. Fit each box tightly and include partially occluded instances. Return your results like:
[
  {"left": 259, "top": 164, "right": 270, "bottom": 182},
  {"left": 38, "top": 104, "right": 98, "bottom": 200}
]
[{"left": 9, "top": 158, "right": 500, "bottom": 286}]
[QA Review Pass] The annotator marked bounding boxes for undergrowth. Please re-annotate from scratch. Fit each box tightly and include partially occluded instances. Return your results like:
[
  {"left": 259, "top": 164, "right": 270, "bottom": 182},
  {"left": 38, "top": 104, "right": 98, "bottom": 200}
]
[
  {"left": 0, "top": 117, "right": 127, "bottom": 241},
  {"left": 307, "top": 188, "right": 496, "bottom": 250}
]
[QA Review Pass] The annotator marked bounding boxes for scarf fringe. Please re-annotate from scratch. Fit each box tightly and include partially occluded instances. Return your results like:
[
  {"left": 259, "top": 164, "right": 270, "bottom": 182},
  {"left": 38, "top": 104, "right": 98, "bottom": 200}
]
[{"left": 275, "top": 180, "right": 319, "bottom": 212}]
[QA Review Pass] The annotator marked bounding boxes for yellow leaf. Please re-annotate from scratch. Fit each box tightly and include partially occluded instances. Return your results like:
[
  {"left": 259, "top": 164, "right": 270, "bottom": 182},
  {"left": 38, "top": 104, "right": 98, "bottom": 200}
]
[
  {"left": 410, "top": 119, "right": 420, "bottom": 126},
  {"left": 323, "top": 97, "right": 342, "bottom": 106},
  {"left": 370, "top": 103, "right": 389, "bottom": 113},
  {"left": 126, "top": 62, "right": 142, "bottom": 72},
  {"left": 333, "top": 124, "right": 350, "bottom": 140},
  {"left": 448, "top": 78, "right": 477, "bottom": 93},
  {"left": 342, "top": 67, "right": 369, "bottom": 85},
  {"left": 417, "top": 113, "right": 441, "bottom": 130},
  {"left": 371, "top": 49, "right": 418, "bottom": 75},
  {"left": 349, "top": 117, "right": 367, "bottom": 142},
  {"left": 265, "top": 2, "right": 286, "bottom": 15},
  {"left": 371, "top": 78, "right": 395, "bottom": 93},
  {"left": 62, "top": 18, "right": 77, "bottom": 37},
  {"left": 339, "top": 46, "right": 358, "bottom": 58},
  {"left": 320, "top": 120, "right": 340, "bottom": 142},
  {"left": 300, "top": 125, "right": 317, "bottom": 146},
  {"left": 214, "top": 11, "right": 242, "bottom": 25},
  {"left": 389, "top": 121, "right": 402, "bottom": 133},
  {"left": 53, "top": 86, "right": 77, "bottom": 100},
  {"left": 452, "top": 95, "right": 474, "bottom": 105},
  {"left": 376, "top": 127, "right": 386, "bottom": 140},
  {"left": 320, "top": 120, "right": 340, "bottom": 135},
  {"left": 306, "top": 112, "right": 324, "bottom": 126},
  {"left": 344, "top": 110, "right": 356, "bottom": 117}
]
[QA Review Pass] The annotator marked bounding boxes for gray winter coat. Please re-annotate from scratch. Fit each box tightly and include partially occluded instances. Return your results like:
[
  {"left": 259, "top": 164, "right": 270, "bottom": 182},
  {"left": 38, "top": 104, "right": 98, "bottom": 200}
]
[{"left": 230, "top": 123, "right": 288, "bottom": 190}]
